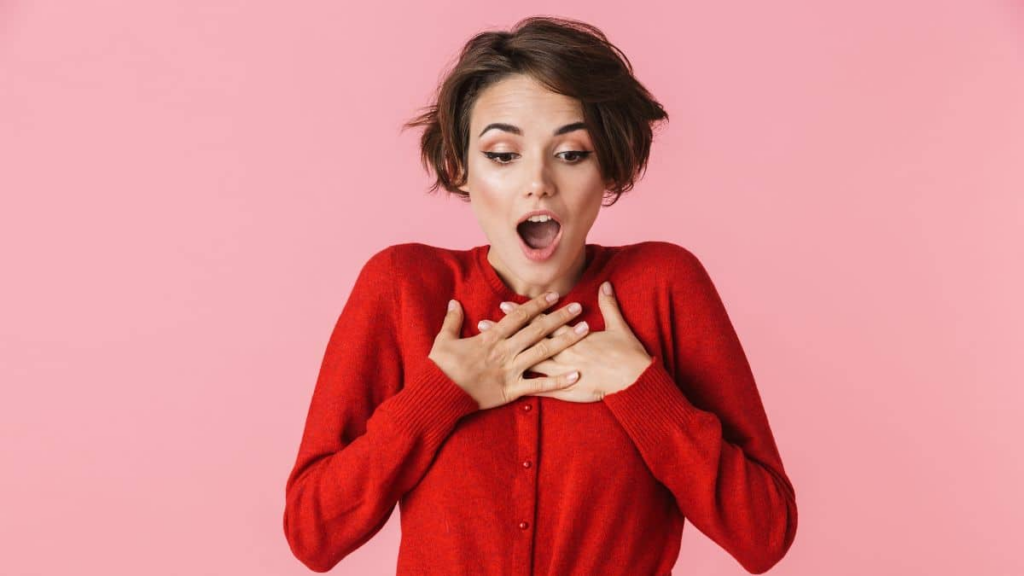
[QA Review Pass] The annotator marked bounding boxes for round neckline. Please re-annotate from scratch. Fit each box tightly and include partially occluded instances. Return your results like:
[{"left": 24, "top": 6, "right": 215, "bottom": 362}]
[{"left": 474, "top": 243, "right": 606, "bottom": 305}]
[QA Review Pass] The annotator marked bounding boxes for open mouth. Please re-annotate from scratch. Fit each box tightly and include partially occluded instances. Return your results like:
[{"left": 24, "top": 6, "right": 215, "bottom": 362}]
[
  {"left": 516, "top": 219, "right": 561, "bottom": 250},
  {"left": 515, "top": 211, "right": 564, "bottom": 262}
]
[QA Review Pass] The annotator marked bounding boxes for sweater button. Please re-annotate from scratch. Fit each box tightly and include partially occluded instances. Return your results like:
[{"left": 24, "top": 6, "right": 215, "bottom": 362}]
[
  {"left": 521, "top": 403, "right": 532, "bottom": 412},
  {"left": 522, "top": 460, "right": 532, "bottom": 468},
  {"left": 518, "top": 521, "right": 529, "bottom": 530}
]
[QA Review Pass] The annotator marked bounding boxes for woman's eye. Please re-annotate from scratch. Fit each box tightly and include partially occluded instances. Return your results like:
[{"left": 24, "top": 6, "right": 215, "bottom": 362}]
[
  {"left": 483, "top": 150, "right": 592, "bottom": 165},
  {"left": 483, "top": 152, "right": 518, "bottom": 165},
  {"left": 558, "top": 150, "right": 592, "bottom": 163}
]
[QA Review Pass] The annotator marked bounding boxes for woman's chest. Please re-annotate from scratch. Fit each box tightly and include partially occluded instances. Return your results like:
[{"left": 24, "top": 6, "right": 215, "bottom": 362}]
[{"left": 413, "top": 396, "right": 657, "bottom": 500}]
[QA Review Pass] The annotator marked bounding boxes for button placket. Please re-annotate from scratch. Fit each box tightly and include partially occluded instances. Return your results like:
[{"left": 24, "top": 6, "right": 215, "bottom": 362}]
[{"left": 512, "top": 397, "right": 540, "bottom": 575}]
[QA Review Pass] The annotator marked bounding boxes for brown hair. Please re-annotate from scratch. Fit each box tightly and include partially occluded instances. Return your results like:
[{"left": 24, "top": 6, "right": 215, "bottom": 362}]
[{"left": 401, "top": 15, "right": 669, "bottom": 206}]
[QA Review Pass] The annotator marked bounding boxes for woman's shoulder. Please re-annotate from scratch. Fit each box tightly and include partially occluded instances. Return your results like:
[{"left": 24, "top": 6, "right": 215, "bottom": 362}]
[
  {"left": 359, "top": 242, "right": 468, "bottom": 285},
  {"left": 605, "top": 241, "right": 726, "bottom": 319},
  {"left": 607, "top": 240, "right": 706, "bottom": 278},
  {"left": 361, "top": 242, "right": 456, "bottom": 267}
]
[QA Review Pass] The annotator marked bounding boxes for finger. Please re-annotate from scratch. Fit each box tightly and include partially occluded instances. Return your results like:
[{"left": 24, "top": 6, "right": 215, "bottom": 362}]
[
  {"left": 526, "top": 358, "right": 562, "bottom": 376},
  {"left": 598, "top": 281, "right": 625, "bottom": 331},
  {"left": 515, "top": 316, "right": 589, "bottom": 370},
  {"left": 506, "top": 299, "right": 583, "bottom": 357},
  {"left": 439, "top": 299, "right": 463, "bottom": 340},
  {"left": 499, "top": 302, "right": 562, "bottom": 337},
  {"left": 481, "top": 317, "right": 561, "bottom": 334},
  {"left": 506, "top": 369, "right": 579, "bottom": 400},
  {"left": 550, "top": 325, "right": 571, "bottom": 338},
  {"left": 490, "top": 291, "right": 560, "bottom": 342}
]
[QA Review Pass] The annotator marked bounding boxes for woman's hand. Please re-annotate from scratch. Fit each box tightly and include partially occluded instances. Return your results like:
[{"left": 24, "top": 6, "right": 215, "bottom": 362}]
[
  {"left": 478, "top": 281, "right": 653, "bottom": 403},
  {"left": 429, "top": 291, "right": 591, "bottom": 411}
]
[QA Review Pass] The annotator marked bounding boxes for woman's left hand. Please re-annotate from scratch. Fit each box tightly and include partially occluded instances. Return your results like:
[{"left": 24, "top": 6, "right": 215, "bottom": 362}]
[{"left": 478, "top": 281, "right": 653, "bottom": 403}]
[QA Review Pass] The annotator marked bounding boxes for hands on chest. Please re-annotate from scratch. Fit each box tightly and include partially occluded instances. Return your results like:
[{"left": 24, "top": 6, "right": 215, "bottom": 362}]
[
  {"left": 428, "top": 280, "right": 653, "bottom": 410},
  {"left": 482, "top": 281, "right": 653, "bottom": 403}
]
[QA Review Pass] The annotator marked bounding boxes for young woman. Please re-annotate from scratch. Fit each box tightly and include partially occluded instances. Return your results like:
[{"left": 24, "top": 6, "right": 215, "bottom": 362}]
[{"left": 283, "top": 16, "right": 797, "bottom": 575}]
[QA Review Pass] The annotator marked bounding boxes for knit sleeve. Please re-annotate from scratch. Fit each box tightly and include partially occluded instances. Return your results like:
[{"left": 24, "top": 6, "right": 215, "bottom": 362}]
[
  {"left": 282, "top": 246, "right": 480, "bottom": 573},
  {"left": 601, "top": 245, "right": 798, "bottom": 574}
]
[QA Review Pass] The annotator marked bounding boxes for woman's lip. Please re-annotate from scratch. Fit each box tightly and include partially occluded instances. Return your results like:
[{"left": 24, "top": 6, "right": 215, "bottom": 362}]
[
  {"left": 516, "top": 222, "right": 564, "bottom": 262},
  {"left": 516, "top": 209, "right": 562, "bottom": 225}
]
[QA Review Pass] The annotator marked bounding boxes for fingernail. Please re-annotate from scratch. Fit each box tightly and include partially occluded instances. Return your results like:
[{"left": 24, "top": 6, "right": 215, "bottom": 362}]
[
  {"left": 574, "top": 321, "right": 589, "bottom": 334},
  {"left": 477, "top": 320, "right": 489, "bottom": 331},
  {"left": 601, "top": 281, "right": 613, "bottom": 296},
  {"left": 546, "top": 292, "right": 559, "bottom": 303},
  {"left": 499, "top": 302, "right": 513, "bottom": 313},
  {"left": 448, "top": 299, "right": 457, "bottom": 311},
  {"left": 567, "top": 371, "right": 579, "bottom": 382},
  {"left": 568, "top": 302, "right": 581, "bottom": 314}
]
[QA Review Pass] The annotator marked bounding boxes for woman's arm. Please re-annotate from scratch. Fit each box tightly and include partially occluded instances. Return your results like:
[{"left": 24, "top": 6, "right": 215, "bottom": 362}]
[
  {"left": 282, "top": 247, "right": 479, "bottom": 573},
  {"left": 602, "top": 244, "right": 798, "bottom": 574}
]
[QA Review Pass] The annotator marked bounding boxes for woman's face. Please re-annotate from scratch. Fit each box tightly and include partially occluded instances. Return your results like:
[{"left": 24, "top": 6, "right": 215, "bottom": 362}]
[{"left": 458, "top": 73, "right": 609, "bottom": 298}]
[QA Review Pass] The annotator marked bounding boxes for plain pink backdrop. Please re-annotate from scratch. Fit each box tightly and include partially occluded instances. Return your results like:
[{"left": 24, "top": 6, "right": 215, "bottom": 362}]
[{"left": 2, "top": 1, "right": 1022, "bottom": 574}]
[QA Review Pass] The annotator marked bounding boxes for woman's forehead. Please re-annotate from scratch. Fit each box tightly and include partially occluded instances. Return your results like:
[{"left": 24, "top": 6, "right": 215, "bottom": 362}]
[{"left": 473, "top": 77, "right": 582, "bottom": 126}]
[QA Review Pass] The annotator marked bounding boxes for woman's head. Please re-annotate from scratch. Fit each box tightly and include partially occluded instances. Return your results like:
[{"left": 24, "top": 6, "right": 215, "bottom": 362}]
[{"left": 404, "top": 16, "right": 668, "bottom": 295}]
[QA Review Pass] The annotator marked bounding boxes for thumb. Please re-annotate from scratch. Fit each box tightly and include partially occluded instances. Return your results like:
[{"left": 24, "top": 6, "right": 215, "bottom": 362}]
[
  {"left": 439, "top": 299, "right": 464, "bottom": 339},
  {"left": 598, "top": 281, "right": 626, "bottom": 331}
]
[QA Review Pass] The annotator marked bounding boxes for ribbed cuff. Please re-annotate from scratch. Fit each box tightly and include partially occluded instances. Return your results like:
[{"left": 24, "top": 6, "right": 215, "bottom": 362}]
[
  {"left": 379, "top": 358, "right": 481, "bottom": 445},
  {"left": 602, "top": 356, "right": 708, "bottom": 449}
]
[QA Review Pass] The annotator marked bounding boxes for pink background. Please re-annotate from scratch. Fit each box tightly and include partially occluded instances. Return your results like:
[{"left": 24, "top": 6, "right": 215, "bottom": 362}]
[{"left": 2, "top": 1, "right": 1023, "bottom": 574}]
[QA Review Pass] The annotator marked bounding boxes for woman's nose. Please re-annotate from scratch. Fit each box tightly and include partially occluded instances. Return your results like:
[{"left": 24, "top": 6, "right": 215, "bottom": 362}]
[{"left": 523, "top": 160, "right": 555, "bottom": 197}]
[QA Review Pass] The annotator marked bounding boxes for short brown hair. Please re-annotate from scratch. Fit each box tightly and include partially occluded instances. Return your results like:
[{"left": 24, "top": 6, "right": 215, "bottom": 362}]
[{"left": 402, "top": 16, "right": 669, "bottom": 206}]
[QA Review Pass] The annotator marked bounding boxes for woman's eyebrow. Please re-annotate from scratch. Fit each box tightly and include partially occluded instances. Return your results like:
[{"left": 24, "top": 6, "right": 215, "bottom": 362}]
[{"left": 478, "top": 121, "right": 587, "bottom": 138}]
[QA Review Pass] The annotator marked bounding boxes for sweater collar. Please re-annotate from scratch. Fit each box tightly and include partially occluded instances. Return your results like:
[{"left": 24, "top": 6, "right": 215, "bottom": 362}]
[{"left": 473, "top": 243, "right": 606, "bottom": 305}]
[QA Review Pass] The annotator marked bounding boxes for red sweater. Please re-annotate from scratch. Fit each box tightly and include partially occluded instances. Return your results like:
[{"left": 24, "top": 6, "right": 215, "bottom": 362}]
[{"left": 283, "top": 241, "right": 798, "bottom": 575}]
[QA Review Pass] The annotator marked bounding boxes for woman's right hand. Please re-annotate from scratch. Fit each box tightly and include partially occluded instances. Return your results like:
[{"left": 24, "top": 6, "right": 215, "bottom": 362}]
[{"left": 428, "top": 291, "right": 589, "bottom": 411}]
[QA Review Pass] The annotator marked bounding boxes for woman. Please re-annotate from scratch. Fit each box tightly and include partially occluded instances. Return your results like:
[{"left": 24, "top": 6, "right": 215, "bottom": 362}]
[{"left": 283, "top": 16, "right": 798, "bottom": 575}]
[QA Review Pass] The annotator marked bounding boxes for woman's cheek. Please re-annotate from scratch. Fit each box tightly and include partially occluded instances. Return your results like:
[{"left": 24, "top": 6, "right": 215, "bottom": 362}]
[{"left": 476, "top": 165, "right": 516, "bottom": 193}]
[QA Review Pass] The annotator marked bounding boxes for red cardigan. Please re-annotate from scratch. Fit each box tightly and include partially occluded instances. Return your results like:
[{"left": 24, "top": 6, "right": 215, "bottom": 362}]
[{"left": 283, "top": 241, "right": 798, "bottom": 575}]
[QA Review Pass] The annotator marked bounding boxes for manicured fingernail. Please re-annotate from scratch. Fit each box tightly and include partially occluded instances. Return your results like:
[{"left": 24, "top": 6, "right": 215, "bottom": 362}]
[
  {"left": 448, "top": 299, "right": 457, "bottom": 311},
  {"left": 546, "top": 292, "right": 559, "bottom": 303},
  {"left": 601, "top": 281, "right": 613, "bottom": 296},
  {"left": 477, "top": 320, "right": 489, "bottom": 331},
  {"left": 499, "top": 302, "right": 513, "bottom": 313},
  {"left": 567, "top": 371, "right": 579, "bottom": 382},
  {"left": 568, "top": 302, "right": 581, "bottom": 314},
  {"left": 574, "top": 321, "right": 589, "bottom": 334}
]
